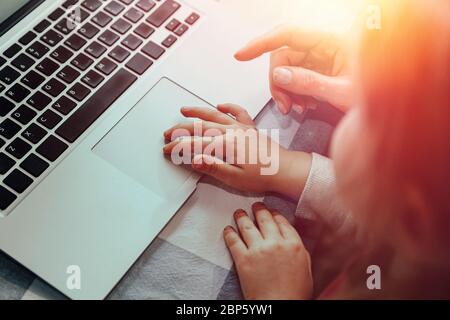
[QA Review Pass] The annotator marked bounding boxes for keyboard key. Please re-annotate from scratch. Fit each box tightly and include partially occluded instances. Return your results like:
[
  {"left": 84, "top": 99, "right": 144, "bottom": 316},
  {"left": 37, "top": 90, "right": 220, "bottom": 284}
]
[
  {"left": 11, "top": 105, "right": 37, "bottom": 125},
  {"left": 109, "top": 46, "right": 130, "bottom": 62},
  {"left": 85, "top": 41, "right": 106, "bottom": 58},
  {"left": 41, "top": 29, "right": 64, "bottom": 47},
  {"left": 126, "top": 53, "right": 153, "bottom": 75},
  {"left": 174, "top": 23, "right": 188, "bottom": 36},
  {"left": 26, "top": 41, "right": 50, "bottom": 59},
  {"left": 51, "top": 45, "right": 74, "bottom": 63},
  {"left": 162, "top": 34, "right": 177, "bottom": 48},
  {"left": 27, "top": 91, "right": 52, "bottom": 111},
  {"left": 72, "top": 8, "right": 91, "bottom": 23},
  {"left": 98, "top": 30, "right": 120, "bottom": 46},
  {"left": 0, "top": 57, "right": 5, "bottom": 67},
  {"left": 71, "top": 53, "right": 94, "bottom": 71},
  {"left": 78, "top": 22, "right": 100, "bottom": 39},
  {"left": 111, "top": 18, "right": 132, "bottom": 34},
  {"left": 105, "top": 1, "right": 125, "bottom": 16},
  {"left": 38, "top": 109, "right": 63, "bottom": 129},
  {"left": 36, "top": 135, "right": 68, "bottom": 161},
  {"left": 6, "top": 84, "right": 31, "bottom": 103},
  {"left": 166, "top": 18, "right": 180, "bottom": 31},
  {"left": 36, "top": 58, "right": 59, "bottom": 76},
  {"left": 136, "top": 0, "right": 156, "bottom": 12},
  {"left": 62, "top": 0, "right": 80, "bottom": 9},
  {"left": 20, "top": 154, "right": 49, "bottom": 178},
  {"left": 0, "top": 97, "right": 15, "bottom": 116},
  {"left": 55, "top": 18, "right": 75, "bottom": 35},
  {"left": 52, "top": 96, "right": 77, "bottom": 115},
  {"left": 92, "top": 11, "right": 113, "bottom": 27},
  {"left": 95, "top": 57, "right": 117, "bottom": 75},
  {"left": 56, "top": 69, "right": 136, "bottom": 143},
  {"left": 65, "top": 34, "right": 87, "bottom": 51},
  {"left": 68, "top": 82, "right": 91, "bottom": 101},
  {"left": 12, "top": 53, "right": 35, "bottom": 72},
  {"left": 22, "top": 123, "right": 47, "bottom": 144},
  {"left": 142, "top": 40, "right": 165, "bottom": 59},
  {"left": 0, "top": 186, "right": 17, "bottom": 210},
  {"left": 34, "top": 19, "right": 51, "bottom": 33},
  {"left": 134, "top": 23, "right": 154, "bottom": 39},
  {"left": 57, "top": 65, "right": 81, "bottom": 84},
  {"left": 48, "top": 8, "right": 65, "bottom": 21},
  {"left": 43, "top": 78, "right": 67, "bottom": 97},
  {"left": 0, "top": 152, "right": 15, "bottom": 175},
  {"left": 0, "top": 66, "right": 20, "bottom": 85},
  {"left": 6, "top": 138, "right": 32, "bottom": 159},
  {"left": 4, "top": 169, "right": 33, "bottom": 193},
  {"left": 121, "top": 34, "right": 143, "bottom": 50},
  {"left": 124, "top": 8, "right": 144, "bottom": 23},
  {"left": 0, "top": 119, "right": 21, "bottom": 139},
  {"left": 3, "top": 44, "right": 22, "bottom": 58},
  {"left": 81, "top": 0, "right": 102, "bottom": 12},
  {"left": 19, "top": 31, "right": 37, "bottom": 46},
  {"left": 185, "top": 12, "right": 200, "bottom": 25},
  {"left": 119, "top": 0, "right": 134, "bottom": 4},
  {"left": 21, "top": 70, "right": 45, "bottom": 89},
  {"left": 0, "top": 138, "right": 4, "bottom": 148},
  {"left": 0, "top": 84, "right": 4, "bottom": 93},
  {"left": 147, "top": 0, "right": 180, "bottom": 27},
  {"left": 81, "top": 70, "right": 104, "bottom": 88}
]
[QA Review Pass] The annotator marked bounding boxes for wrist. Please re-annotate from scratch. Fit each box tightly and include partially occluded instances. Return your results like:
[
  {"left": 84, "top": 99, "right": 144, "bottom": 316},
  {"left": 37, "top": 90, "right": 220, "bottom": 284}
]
[{"left": 270, "top": 150, "right": 312, "bottom": 202}]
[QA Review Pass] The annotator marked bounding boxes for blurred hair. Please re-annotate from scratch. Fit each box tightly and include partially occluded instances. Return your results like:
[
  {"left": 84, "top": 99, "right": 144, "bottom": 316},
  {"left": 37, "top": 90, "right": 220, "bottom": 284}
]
[{"left": 338, "top": 0, "right": 450, "bottom": 299}]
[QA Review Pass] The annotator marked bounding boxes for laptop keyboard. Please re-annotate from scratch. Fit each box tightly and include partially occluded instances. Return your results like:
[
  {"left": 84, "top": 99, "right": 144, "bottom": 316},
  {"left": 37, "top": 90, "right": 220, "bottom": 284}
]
[{"left": 0, "top": 0, "right": 200, "bottom": 212}]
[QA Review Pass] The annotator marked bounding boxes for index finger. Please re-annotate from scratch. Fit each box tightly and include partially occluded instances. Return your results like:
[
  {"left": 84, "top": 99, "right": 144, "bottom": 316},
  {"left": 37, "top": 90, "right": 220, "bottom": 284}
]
[{"left": 234, "top": 25, "right": 324, "bottom": 61}]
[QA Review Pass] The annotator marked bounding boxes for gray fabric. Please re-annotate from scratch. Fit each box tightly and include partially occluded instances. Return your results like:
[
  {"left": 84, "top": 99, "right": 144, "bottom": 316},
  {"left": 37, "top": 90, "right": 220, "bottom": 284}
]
[
  {"left": 0, "top": 251, "right": 35, "bottom": 300},
  {"left": 109, "top": 238, "right": 229, "bottom": 300}
]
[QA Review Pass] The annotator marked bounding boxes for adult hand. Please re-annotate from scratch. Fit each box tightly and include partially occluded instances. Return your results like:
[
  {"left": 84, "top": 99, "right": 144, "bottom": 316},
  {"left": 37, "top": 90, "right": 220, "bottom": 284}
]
[{"left": 235, "top": 25, "right": 354, "bottom": 114}]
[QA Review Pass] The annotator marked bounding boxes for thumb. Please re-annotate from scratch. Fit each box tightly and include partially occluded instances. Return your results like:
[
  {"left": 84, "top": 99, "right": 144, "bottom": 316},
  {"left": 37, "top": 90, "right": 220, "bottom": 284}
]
[
  {"left": 272, "top": 66, "right": 353, "bottom": 110},
  {"left": 192, "top": 154, "right": 242, "bottom": 185}
]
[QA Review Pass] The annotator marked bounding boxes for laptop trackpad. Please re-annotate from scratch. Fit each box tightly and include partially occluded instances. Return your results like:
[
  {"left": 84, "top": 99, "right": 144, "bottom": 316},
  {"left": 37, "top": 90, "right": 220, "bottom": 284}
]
[{"left": 93, "top": 78, "right": 212, "bottom": 198}]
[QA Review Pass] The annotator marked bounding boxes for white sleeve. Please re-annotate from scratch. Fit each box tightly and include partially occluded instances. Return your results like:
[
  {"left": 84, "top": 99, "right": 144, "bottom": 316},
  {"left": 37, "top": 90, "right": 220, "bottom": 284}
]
[{"left": 295, "top": 153, "right": 354, "bottom": 234}]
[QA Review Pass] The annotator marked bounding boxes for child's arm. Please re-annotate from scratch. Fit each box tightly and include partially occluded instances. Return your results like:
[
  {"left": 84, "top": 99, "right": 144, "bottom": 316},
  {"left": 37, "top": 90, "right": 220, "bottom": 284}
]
[{"left": 296, "top": 153, "right": 354, "bottom": 234}]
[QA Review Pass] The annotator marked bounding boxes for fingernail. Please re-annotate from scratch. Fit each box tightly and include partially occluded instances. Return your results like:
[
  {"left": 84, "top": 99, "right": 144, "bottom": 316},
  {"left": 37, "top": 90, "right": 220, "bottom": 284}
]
[
  {"left": 224, "top": 226, "right": 233, "bottom": 233},
  {"left": 252, "top": 202, "right": 266, "bottom": 211},
  {"left": 293, "top": 104, "right": 304, "bottom": 114},
  {"left": 234, "top": 209, "right": 246, "bottom": 219},
  {"left": 275, "top": 100, "right": 288, "bottom": 114},
  {"left": 273, "top": 67, "right": 293, "bottom": 85}
]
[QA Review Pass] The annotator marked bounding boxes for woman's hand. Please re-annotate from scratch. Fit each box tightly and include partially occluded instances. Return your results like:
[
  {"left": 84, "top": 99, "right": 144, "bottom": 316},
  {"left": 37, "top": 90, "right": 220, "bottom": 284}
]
[
  {"left": 163, "top": 104, "right": 311, "bottom": 200},
  {"left": 235, "top": 25, "right": 354, "bottom": 113},
  {"left": 224, "top": 202, "right": 313, "bottom": 300}
]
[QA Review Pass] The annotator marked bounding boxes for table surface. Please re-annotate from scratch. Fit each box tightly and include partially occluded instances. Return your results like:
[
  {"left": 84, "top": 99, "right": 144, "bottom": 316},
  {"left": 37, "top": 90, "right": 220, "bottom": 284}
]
[{"left": 0, "top": 100, "right": 340, "bottom": 300}]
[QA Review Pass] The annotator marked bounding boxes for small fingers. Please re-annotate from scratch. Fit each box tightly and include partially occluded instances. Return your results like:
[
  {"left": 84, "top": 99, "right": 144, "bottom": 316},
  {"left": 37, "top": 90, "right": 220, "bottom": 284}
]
[
  {"left": 164, "top": 121, "right": 226, "bottom": 140},
  {"left": 252, "top": 202, "right": 282, "bottom": 240},
  {"left": 223, "top": 226, "right": 247, "bottom": 262},
  {"left": 271, "top": 211, "right": 302, "bottom": 242},
  {"left": 234, "top": 209, "right": 262, "bottom": 247},
  {"left": 217, "top": 104, "right": 255, "bottom": 126},
  {"left": 181, "top": 106, "right": 235, "bottom": 125}
]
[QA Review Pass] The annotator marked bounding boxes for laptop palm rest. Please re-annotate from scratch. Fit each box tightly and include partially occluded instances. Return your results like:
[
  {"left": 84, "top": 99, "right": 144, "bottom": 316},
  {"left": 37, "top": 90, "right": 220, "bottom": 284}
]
[{"left": 93, "top": 78, "right": 212, "bottom": 198}]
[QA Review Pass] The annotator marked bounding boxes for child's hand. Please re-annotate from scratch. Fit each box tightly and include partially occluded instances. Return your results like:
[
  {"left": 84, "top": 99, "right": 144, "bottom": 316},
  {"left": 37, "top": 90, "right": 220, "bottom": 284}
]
[
  {"left": 163, "top": 104, "right": 311, "bottom": 199},
  {"left": 235, "top": 25, "right": 353, "bottom": 113},
  {"left": 224, "top": 202, "right": 313, "bottom": 300}
]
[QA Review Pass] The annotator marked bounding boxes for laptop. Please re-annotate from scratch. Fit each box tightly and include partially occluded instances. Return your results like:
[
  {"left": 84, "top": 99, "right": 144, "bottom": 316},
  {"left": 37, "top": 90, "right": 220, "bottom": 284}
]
[{"left": 0, "top": 0, "right": 290, "bottom": 299}]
